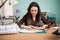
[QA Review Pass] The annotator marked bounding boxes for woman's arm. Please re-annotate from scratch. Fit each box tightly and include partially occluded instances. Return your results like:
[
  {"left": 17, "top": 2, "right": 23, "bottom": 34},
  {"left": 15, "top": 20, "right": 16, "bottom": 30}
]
[
  {"left": 40, "top": 15, "right": 51, "bottom": 28},
  {"left": 17, "top": 15, "right": 27, "bottom": 27},
  {"left": 21, "top": 25, "right": 34, "bottom": 30},
  {"left": 17, "top": 15, "right": 33, "bottom": 29},
  {"left": 30, "top": 25, "right": 48, "bottom": 30}
]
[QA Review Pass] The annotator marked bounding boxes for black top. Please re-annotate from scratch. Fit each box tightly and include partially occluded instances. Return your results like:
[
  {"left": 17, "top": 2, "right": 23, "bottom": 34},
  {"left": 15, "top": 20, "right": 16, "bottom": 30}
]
[{"left": 17, "top": 14, "right": 49, "bottom": 27}]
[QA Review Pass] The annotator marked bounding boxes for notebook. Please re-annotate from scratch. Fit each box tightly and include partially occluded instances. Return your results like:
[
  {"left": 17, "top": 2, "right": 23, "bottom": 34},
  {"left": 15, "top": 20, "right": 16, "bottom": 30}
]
[{"left": 19, "top": 28, "right": 46, "bottom": 33}]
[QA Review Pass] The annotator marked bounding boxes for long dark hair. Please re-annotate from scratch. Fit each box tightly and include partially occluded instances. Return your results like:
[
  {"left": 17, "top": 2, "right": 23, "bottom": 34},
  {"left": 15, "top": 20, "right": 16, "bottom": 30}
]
[{"left": 26, "top": 2, "right": 41, "bottom": 22}]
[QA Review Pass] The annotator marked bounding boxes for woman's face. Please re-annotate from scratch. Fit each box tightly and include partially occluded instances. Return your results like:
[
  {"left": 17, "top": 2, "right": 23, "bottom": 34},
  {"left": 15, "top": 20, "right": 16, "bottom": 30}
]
[{"left": 30, "top": 6, "right": 38, "bottom": 17}]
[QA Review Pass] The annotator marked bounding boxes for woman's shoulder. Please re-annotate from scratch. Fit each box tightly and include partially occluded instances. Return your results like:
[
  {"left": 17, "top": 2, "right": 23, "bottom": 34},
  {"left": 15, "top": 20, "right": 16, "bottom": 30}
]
[
  {"left": 22, "top": 13, "right": 29, "bottom": 19},
  {"left": 24, "top": 13, "right": 29, "bottom": 16},
  {"left": 39, "top": 14, "right": 46, "bottom": 20},
  {"left": 40, "top": 13, "right": 43, "bottom": 16}
]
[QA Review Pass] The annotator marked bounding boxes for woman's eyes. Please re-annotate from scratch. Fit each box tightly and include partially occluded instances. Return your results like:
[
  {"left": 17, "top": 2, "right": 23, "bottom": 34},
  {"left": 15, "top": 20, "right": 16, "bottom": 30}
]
[
  {"left": 35, "top": 10, "right": 36, "bottom": 12},
  {"left": 31, "top": 10, "right": 37, "bottom": 12}
]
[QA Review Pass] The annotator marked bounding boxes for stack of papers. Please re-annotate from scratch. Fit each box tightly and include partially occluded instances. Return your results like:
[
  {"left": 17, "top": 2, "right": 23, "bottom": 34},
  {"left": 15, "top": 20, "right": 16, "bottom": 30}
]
[{"left": 0, "top": 23, "right": 20, "bottom": 34}]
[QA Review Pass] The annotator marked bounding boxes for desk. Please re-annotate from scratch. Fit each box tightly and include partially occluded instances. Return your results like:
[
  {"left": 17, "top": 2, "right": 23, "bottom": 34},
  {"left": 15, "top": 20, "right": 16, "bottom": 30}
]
[{"left": 0, "top": 27, "right": 60, "bottom": 40}]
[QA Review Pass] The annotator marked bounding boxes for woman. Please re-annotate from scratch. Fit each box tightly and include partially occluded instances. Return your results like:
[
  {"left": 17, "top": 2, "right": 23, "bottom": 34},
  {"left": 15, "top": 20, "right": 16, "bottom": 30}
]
[{"left": 17, "top": 2, "right": 50, "bottom": 30}]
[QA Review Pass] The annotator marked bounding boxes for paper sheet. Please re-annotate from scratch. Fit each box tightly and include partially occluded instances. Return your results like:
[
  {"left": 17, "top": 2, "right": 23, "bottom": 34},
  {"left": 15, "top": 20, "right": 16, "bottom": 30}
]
[{"left": 19, "top": 28, "right": 44, "bottom": 33}]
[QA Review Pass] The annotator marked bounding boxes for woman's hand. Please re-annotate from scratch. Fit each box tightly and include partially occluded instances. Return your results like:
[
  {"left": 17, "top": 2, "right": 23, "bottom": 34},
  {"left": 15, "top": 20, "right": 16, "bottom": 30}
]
[
  {"left": 25, "top": 26, "right": 33, "bottom": 30},
  {"left": 42, "top": 25, "right": 48, "bottom": 29},
  {"left": 30, "top": 25, "right": 48, "bottom": 30},
  {"left": 31, "top": 26, "right": 44, "bottom": 30},
  {"left": 21, "top": 25, "right": 33, "bottom": 30}
]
